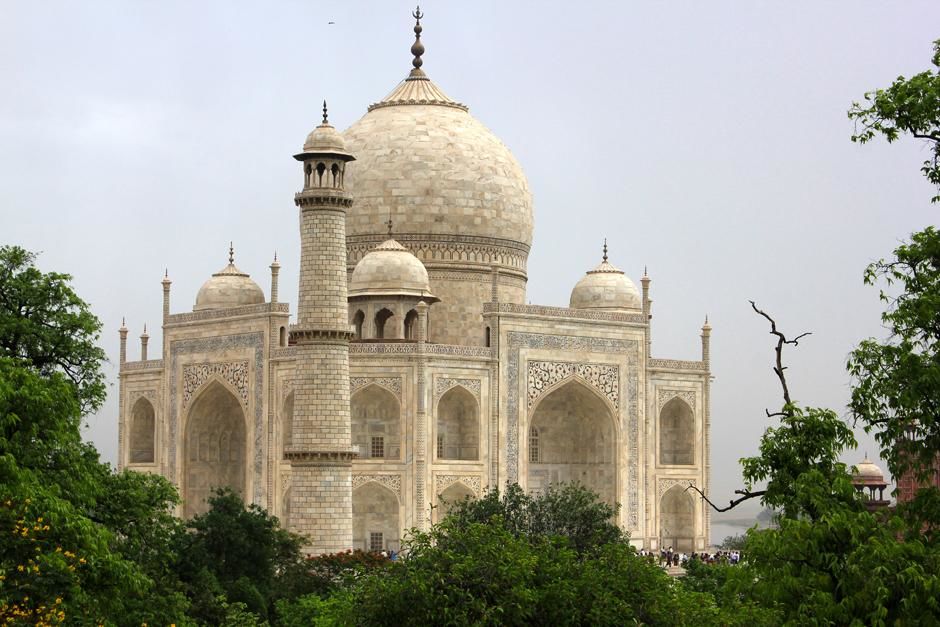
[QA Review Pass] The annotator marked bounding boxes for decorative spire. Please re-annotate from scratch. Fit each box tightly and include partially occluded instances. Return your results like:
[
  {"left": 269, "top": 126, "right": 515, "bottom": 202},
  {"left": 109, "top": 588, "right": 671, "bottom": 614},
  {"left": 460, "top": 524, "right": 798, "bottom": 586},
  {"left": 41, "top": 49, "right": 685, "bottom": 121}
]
[
  {"left": 120, "top": 316, "right": 127, "bottom": 330},
  {"left": 141, "top": 323, "right": 148, "bottom": 336},
  {"left": 228, "top": 242, "right": 235, "bottom": 265},
  {"left": 272, "top": 251, "right": 279, "bottom": 265},
  {"left": 602, "top": 238, "right": 608, "bottom": 263},
  {"left": 386, "top": 215, "right": 394, "bottom": 237},
  {"left": 322, "top": 100, "right": 329, "bottom": 125},
  {"left": 411, "top": 6, "right": 425, "bottom": 70}
]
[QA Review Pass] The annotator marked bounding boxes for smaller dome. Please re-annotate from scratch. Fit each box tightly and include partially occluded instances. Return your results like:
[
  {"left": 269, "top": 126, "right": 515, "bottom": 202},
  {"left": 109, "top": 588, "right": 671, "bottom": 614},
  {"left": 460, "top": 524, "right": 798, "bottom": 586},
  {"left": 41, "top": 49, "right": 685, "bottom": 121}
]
[
  {"left": 349, "top": 238, "right": 438, "bottom": 301},
  {"left": 853, "top": 457, "right": 886, "bottom": 484},
  {"left": 194, "top": 249, "right": 265, "bottom": 312},
  {"left": 297, "top": 102, "right": 354, "bottom": 160},
  {"left": 569, "top": 251, "right": 641, "bottom": 311}
]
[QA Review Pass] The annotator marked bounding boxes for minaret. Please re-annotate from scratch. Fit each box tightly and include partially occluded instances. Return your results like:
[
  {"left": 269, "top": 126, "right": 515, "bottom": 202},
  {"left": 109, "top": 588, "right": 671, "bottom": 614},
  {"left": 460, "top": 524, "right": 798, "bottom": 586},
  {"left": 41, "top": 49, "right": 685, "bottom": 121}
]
[
  {"left": 270, "top": 253, "right": 281, "bottom": 304},
  {"left": 286, "top": 101, "right": 357, "bottom": 554}
]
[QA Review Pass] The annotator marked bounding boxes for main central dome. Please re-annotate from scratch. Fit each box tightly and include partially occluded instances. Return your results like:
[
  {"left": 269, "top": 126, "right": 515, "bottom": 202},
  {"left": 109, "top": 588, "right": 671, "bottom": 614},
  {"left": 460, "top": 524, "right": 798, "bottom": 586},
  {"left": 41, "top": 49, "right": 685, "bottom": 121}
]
[{"left": 339, "top": 14, "right": 534, "bottom": 346}]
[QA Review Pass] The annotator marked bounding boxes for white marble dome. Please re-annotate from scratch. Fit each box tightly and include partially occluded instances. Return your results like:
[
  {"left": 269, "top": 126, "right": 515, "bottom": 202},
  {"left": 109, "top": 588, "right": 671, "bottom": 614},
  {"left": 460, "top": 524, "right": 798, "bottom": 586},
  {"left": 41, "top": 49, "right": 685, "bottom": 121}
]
[
  {"left": 570, "top": 258, "right": 641, "bottom": 311},
  {"left": 853, "top": 457, "right": 887, "bottom": 485},
  {"left": 342, "top": 70, "right": 533, "bottom": 248},
  {"left": 194, "top": 257, "right": 265, "bottom": 312},
  {"left": 349, "top": 238, "right": 438, "bottom": 301}
]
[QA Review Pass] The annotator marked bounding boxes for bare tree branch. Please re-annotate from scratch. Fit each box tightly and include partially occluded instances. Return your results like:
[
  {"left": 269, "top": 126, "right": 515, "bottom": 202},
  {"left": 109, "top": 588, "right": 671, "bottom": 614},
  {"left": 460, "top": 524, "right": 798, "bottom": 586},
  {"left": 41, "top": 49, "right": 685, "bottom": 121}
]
[
  {"left": 685, "top": 482, "right": 767, "bottom": 513},
  {"left": 749, "top": 300, "right": 811, "bottom": 408}
]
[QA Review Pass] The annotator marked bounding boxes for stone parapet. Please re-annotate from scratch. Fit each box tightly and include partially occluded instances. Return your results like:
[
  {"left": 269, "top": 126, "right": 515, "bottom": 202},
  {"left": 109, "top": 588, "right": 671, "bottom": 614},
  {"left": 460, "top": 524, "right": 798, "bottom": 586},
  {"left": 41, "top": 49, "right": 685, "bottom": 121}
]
[
  {"left": 484, "top": 302, "right": 647, "bottom": 325},
  {"left": 167, "top": 303, "right": 289, "bottom": 325},
  {"left": 121, "top": 359, "right": 164, "bottom": 372},
  {"left": 648, "top": 358, "right": 707, "bottom": 372}
]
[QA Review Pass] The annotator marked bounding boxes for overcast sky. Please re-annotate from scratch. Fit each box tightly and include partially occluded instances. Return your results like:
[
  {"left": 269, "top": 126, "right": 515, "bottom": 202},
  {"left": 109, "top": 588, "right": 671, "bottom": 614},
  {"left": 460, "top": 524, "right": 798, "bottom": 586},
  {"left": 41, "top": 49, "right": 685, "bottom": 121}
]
[{"left": 3, "top": 1, "right": 938, "bottom": 519}]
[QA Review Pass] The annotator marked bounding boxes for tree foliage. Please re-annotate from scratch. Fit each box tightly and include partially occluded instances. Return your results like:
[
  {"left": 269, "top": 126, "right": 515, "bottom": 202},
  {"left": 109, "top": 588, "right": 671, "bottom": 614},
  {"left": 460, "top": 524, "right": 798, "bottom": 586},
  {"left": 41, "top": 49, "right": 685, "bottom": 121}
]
[{"left": 849, "top": 39, "right": 940, "bottom": 202}]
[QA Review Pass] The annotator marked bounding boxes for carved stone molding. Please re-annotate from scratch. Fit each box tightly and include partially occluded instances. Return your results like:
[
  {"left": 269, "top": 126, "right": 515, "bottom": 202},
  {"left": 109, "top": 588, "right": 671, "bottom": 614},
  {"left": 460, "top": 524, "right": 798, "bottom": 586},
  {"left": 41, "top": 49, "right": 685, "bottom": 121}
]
[
  {"left": 527, "top": 361, "right": 619, "bottom": 410},
  {"left": 122, "top": 359, "right": 164, "bottom": 372},
  {"left": 507, "top": 332, "right": 640, "bottom": 529},
  {"left": 648, "top": 358, "right": 707, "bottom": 371},
  {"left": 352, "top": 474, "right": 402, "bottom": 501},
  {"left": 434, "top": 474, "right": 482, "bottom": 497},
  {"left": 434, "top": 378, "right": 482, "bottom": 405},
  {"left": 347, "top": 234, "right": 531, "bottom": 271},
  {"left": 182, "top": 361, "right": 250, "bottom": 409},
  {"left": 350, "top": 343, "right": 494, "bottom": 358},
  {"left": 657, "top": 389, "right": 696, "bottom": 412},
  {"left": 658, "top": 478, "right": 695, "bottom": 498},
  {"left": 483, "top": 302, "right": 647, "bottom": 324},
  {"left": 128, "top": 389, "right": 157, "bottom": 406},
  {"left": 169, "top": 333, "right": 265, "bottom": 504},
  {"left": 167, "top": 302, "right": 288, "bottom": 325},
  {"left": 350, "top": 377, "right": 402, "bottom": 401}
]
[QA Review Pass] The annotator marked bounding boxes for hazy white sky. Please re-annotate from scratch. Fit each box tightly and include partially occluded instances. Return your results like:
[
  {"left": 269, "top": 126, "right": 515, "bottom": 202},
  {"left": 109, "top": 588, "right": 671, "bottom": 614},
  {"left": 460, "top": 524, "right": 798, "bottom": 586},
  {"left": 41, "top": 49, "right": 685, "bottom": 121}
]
[{"left": 2, "top": 1, "right": 938, "bottom": 513}]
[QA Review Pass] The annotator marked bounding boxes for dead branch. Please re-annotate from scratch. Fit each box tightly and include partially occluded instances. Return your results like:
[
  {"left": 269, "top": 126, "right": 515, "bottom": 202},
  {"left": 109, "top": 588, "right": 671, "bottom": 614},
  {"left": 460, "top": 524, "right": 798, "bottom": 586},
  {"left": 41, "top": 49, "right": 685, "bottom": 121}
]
[
  {"left": 749, "top": 300, "right": 811, "bottom": 409},
  {"left": 685, "top": 482, "right": 767, "bottom": 513}
]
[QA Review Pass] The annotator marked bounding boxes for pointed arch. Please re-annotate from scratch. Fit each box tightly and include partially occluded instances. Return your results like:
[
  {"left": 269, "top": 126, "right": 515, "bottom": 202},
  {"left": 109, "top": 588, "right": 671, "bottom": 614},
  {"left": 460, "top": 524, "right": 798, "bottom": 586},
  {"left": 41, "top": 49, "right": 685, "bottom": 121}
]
[
  {"left": 374, "top": 308, "right": 394, "bottom": 339},
  {"left": 660, "top": 484, "right": 695, "bottom": 551},
  {"left": 435, "top": 481, "right": 476, "bottom": 523},
  {"left": 660, "top": 397, "right": 694, "bottom": 465},
  {"left": 351, "top": 384, "right": 401, "bottom": 460},
  {"left": 129, "top": 397, "right": 155, "bottom": 463},
  {"left": 352, "top": 309, "right": 365, "bottom": 340},
  {"left": 183, "top": 380, "right": 247, "bottom": 518},
  {"left": 403, "top": 309, "right": 418, "bottom": 340},
  {"left": 527, "top": 379, "right": 616, "bottom": 505},
  {"left": 436, "top": 386, "right": 480, "bottom": 461},
  {"left": 353, "top": 482, "right": 400, "bottom": 552}
]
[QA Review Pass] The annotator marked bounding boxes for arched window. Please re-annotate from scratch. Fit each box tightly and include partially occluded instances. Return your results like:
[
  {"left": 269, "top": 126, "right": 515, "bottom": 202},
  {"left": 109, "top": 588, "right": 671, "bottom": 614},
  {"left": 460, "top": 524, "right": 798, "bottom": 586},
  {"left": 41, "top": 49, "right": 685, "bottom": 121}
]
[
  {"left": 316, "top": 162, "right": 326, "bottom": 187},
  {"left": 403, "top": 309, "right": 418, "bottom": 340},
  {"left": 351, "top": 385, "right": 401, "bottom": 460},
  {"left": 436, "top": 386, "right": 480, "bottom": 460},
  {"left": 304, "top": 162, "right": 312, "bottom": 187},
  {"left": 279, "top": 326, "right": 287, "bottom": 347},
  {"left": 184, "top": 381, "right": 246, "bottom": 518},
  {"left": 660, "top": 485, "right": 694, "bottom": 551},
  {"left": 129, "top": 397, "right": 155, "bottom": 463},
  {"left": 485, "top": 326, "right": 491, "bottom": 347},
  {"left": 660, "top": 397, "right": 694, "bottom": 465},
  {"left": 282, "top": 391, "right": 294, "bottom": 451},
  {"left": 374, "top": 308, "right": 394, "bottom": 339},
  {"left": 331, "top": 163, "right": 340, "bottom": 188},
  {"left": 353, "top": 482, "right": 400, "bottom": 552},
  {"left": 352, "top": 310, "right": 365, "bottom": 340}
]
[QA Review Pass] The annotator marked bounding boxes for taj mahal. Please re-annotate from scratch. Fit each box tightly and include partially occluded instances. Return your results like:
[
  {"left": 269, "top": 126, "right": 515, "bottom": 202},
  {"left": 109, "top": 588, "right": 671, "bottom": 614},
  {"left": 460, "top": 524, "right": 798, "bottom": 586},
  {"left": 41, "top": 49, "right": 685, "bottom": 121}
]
[{"left": 116, "top": 10, "right": 712, "bottom": 553}]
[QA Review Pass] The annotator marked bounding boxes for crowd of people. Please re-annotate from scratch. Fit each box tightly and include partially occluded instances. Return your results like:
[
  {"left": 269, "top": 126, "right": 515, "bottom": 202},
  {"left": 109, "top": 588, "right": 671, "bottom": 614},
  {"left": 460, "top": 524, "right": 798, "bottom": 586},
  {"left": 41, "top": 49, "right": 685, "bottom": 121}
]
[{"left": 638, "top": 547, "right": 742, "bottom": 568}]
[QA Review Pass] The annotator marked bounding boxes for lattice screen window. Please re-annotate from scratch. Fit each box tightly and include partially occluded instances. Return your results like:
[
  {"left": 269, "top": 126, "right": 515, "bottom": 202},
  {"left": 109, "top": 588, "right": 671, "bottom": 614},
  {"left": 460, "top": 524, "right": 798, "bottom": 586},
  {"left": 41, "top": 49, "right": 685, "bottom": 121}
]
[
  {"left": 529, "top": 427, "right": 540, "bottom": 463},
  {"left": 437, "top": 435, "right": 444, "bottom": 459},
  {"left": 370, "top": 436, "right": 385, "bottom": 459},
  {"left": 369, "top": 531, "right": 384, "bottom": 552}
]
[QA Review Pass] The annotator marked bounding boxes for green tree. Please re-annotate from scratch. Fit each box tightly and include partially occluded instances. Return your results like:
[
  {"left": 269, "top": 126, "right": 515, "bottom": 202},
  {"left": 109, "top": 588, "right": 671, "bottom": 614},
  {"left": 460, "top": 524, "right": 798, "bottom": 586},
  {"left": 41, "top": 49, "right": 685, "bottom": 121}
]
[
  {"left": 849, "top": 39, "right": 940, "bottom": 202},
  {"left": 0, "top": 246, "right": 188, "bottom": 625},
  {"left": 176, "top": 488, "right": 308, "bottom": 624}
]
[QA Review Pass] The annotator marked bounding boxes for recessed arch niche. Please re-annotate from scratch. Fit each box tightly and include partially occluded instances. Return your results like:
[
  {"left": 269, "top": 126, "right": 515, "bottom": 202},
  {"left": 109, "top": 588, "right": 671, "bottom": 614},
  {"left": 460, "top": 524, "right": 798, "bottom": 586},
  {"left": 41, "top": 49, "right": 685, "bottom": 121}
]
[
  {"left": 660, "top": 397, "right": 694, "bottom": 465},
  {"left": 660, "top": 484, "right": 694, "bottom": 551},
  {"left": 183, "top": 380, "right": 247, "bottom": 518},
  {"left": 282, "top": 390, "right": 294, "bottom": 452},
  {"left": 351, "top": 385, "right": 401, "bottom": 460},
  {"left": 436, "top": 386, "right": 480, "bottom": 461},
  {"left": 527, "top": 380, "right": 616, "bottom": 505},
  {"left": 435, "top": 481, "right": 476, "bottom": 523},
  {"left": 353, "top": 482, "right": 400, "bottom": 552},
  {"left": 129, "top": 397, "right": 156, "bottom": 464}
]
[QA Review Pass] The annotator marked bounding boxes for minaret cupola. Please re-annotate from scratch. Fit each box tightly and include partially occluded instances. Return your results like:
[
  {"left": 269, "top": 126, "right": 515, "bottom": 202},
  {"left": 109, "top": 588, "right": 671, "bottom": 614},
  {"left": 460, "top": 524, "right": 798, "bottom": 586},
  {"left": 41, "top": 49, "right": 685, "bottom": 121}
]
[{"left": 295, "top": 101, "right": 355, "bottom": 194}]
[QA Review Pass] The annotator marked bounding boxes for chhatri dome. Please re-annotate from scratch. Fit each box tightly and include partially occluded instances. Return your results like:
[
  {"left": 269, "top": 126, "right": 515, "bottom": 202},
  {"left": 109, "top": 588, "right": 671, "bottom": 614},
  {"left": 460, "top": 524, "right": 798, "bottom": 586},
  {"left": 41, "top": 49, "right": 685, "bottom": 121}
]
[
  {"left": 349, "top": 225, "right": 438, "bottom": 302},
  {"left": 193, "top": 244, "right": 265, "bottom": 311},
  {"left": 569, "top": 241, "right": 642, "bottom": 311}
]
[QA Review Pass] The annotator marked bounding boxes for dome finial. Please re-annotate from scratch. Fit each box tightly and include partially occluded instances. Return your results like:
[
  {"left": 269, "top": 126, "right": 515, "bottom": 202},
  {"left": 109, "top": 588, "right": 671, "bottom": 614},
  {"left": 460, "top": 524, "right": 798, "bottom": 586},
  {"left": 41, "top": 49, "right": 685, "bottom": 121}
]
[
  {"left": 386, "top": 215, "right": 394, "bottom": 237},
  {"left": 229, "top": 241, "right": 235, "bottom": 265},
  {"left": 602, "top": 238, "right": 608, "bottom": 263},
  {"left": 411, "top": 6, "right": 425, "bottom": 70},
  {"left": 322, "top": 100, "right": 329, "bottom": 125}
]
